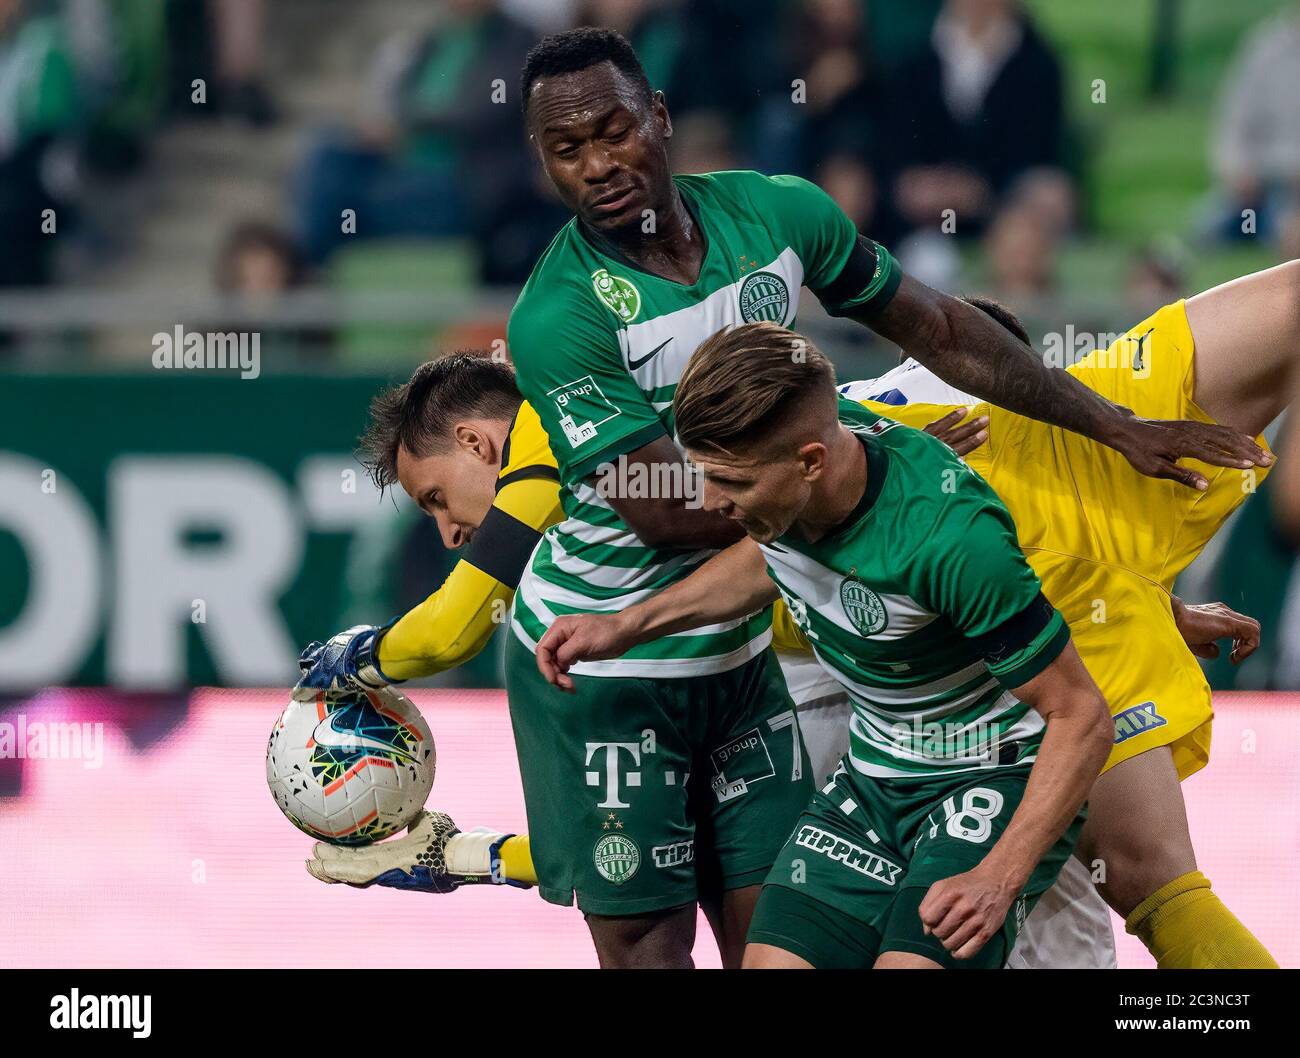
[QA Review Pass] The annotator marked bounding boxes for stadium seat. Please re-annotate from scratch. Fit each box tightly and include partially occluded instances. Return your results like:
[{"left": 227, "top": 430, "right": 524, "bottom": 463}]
[{"left": 327, "top": 239, "right": 478, "bottom": 367}]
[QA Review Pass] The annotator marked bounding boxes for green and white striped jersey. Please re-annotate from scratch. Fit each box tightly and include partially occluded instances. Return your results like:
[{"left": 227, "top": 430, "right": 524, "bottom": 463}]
[
  {"left": 507, "top": 170, "right": 900, "bottom": 677},
  {"left": 760, "top": 399, "right": 1071, "bottom": 780}
]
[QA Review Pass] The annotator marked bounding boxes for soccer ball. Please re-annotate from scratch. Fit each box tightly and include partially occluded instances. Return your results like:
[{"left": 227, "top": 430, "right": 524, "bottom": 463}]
[{"left": 266, "top": 686, "right": 435, "bottom": 845}]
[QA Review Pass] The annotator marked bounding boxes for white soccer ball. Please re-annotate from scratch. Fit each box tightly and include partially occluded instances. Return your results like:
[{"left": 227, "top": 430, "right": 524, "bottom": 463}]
[{"left": 266, "top": 686, "right": 435, "bottom": 845}]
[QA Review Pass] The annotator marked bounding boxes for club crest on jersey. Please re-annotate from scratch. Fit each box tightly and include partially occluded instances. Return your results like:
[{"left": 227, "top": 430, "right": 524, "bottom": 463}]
[
  {"left": 738, "top": 271, "right": 790, "bottom": 324},
  {"left": 840, "top": 577, "right": 888, "bottom": 636},
  {"left": 592, "top": 268, "right": 641, "bottom": 323},
  {"left": 593, "top": 833, "right": 640, "bottom": 884}
]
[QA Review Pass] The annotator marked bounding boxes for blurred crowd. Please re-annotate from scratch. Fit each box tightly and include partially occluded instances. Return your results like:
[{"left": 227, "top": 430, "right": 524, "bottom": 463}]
[
  {"left": 1, "top": 0, "right": 1295, "bottom": 309},
  {"left": 3, "top": 0, "right": 1299, "bottom": 452},
  {"left": 292, "top": 0, "right": 1089, "bottom": 291},
  {"left": 0, "top": 0, "right": 1296, "bottom": 447},
  {"left": 0, "top": 0, "right": 274, "bottom": 286},
  {"left": 5, "top": 0, "right": 1300, "bottom": 685}
]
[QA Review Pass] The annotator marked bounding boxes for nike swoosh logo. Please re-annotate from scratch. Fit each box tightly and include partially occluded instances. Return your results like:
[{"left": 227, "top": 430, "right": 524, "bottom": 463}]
[
  {"left": 311, "top": 713, "right": 417, "bottom": 763},
  {"left": 628, "top": 337, "right": 672, "bottom": 371}
]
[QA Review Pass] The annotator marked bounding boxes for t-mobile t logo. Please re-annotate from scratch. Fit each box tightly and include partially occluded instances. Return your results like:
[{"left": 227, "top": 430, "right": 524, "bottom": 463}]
[{"left": 585, "top": 741, "right": 641, "bottom": 808}]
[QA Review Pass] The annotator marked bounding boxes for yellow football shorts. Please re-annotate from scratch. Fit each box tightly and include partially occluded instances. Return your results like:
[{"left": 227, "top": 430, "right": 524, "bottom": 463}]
[{"left": 862, "top": 300, "right": 1272, "bottom": 780}]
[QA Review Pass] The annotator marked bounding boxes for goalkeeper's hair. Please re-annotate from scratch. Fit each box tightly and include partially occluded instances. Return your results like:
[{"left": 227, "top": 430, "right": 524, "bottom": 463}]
[{"left": 359, "top": 352, "right": 521, "bottom": 494}]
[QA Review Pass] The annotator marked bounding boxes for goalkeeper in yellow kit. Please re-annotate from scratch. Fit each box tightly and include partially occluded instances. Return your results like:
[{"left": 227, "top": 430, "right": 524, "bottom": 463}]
[{"left": 297, "top": 262, "right": 1296, "bottom": 968}]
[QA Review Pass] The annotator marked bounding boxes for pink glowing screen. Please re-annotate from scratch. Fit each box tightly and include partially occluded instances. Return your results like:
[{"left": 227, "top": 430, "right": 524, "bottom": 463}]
[{"left": 0, "top": 690, "right": 1295, "bottom": 968}]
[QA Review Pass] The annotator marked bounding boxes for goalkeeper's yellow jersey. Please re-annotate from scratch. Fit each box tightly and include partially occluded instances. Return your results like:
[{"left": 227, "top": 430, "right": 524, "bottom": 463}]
[
  {"left": 374, "top": 397, "right": 817, "bottom": 678},
  {"left": 376, "top": 401, "right": 563, "bottom": 679}
]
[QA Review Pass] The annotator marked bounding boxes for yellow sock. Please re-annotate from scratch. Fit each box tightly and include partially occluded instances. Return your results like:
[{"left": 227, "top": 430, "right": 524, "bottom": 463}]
[
  {"left": 1125, "top": 870, "right": 1278, "bottom": 969},
  {"left": 499, "top": 834, "right": 538, "bottom": 886}
]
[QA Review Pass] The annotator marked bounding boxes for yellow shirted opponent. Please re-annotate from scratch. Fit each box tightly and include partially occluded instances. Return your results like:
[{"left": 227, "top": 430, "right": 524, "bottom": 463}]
[
  {"left": 374, "top": 400, "right": 563, "bottom": 683},
  {"left": 848, "top": 298, "right": 1270, "bottom": 784}
]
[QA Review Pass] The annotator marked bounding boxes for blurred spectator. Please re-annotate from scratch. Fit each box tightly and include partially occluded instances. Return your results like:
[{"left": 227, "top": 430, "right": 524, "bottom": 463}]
[
  {"left": 1007, "top": 166, "right": 1075, "bottom": 235},
  {"left": 0, "top": 0, "right": 79, "bottom": 287},
  {"left": 476, "top": 168, "right": 571, "bottom": 286},
  {"left": 505, "top": 0, "right": 578, "bottom": 33},
  {"left": 213, "top": 220, "right": 330, "bottom": 358},
  {"left": 1126, "top": 239, "right": 1188, "bottom": 318},
  {"left": 214, "top": 220, "right": 309, "bottom": 298},
  {"left": 74, "top": 0, "right": 166, "bottom": 173},
  {"left": 754, "top": 0, "right": 885, "bottom": 184},
  {"left": 575, "top": 1, "right": 698, "bottom": 111},
  {"left": 982, "top": 201, "right": 1057, "bottom": 300},
  {"left": 1281, "top": 209, "right": 1300, "bottom": 266},
  {"left": 164, "top": 0, "right": 273, "bottom": 127},
  {"left": 1204, "top": 2, "right": 1300, "bottom": 244},
  {"left": 893, "top": 227, "right": 962, "bottom": 292},
  {"left": 885, "top": 0, "right": 1068, "bottom": 239},
  {"left": 294, "top": 0, "right": 534, "bottom": 268},
  {"left": 865, "top": 0, "right": 944, "bottom": 76},
  {"left": 670, "top": 110, "right": 741, "bottom": 174},
  {"left": 682, "top": 0, "right": 788, "bottom": 122},
  {"left": 62, "top": 0, "right": 117, "bottom": 107},
  {"left": 817, "top": 151, "right": 878, "bottom": 232},
  {"left": 210, "top": 0, "right": 274, "bottom": 126}
]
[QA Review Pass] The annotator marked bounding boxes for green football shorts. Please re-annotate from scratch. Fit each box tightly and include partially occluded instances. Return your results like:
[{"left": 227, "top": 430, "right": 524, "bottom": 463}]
[
  {"left": 747, "top": 760, "right": 1085, "bottom": 968},
  {"left": 504, "top": 632, "right": 813, "bottom": 916}
]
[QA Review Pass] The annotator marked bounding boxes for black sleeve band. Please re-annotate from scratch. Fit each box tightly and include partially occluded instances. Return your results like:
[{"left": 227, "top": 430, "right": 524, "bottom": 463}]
[
  {"left": 496, "top": 463, "right": 561, "bottom": 493},
  {"left": 971, "top": 591, "right": 1057, "bottom": 669},
  {"left": 817, "top": 233, "right": 890, "bottom": 310},
  {"left": 463, "top": 505, "right": 544, "bottom": 589}
]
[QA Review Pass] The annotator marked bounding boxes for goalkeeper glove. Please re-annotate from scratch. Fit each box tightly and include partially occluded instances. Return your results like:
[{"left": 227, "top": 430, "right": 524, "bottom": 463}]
[
  {"left": 292, "top": 624, "right": 395, "bottom": 702},
  {"left": 306, "top": 810, "right": 523, "bottom": 893}
]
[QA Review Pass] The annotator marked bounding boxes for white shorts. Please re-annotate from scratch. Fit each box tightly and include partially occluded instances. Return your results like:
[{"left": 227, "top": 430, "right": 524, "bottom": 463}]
[
  {"left": 776, "top": 650, "right": 852, "bottom": 785},
  {"left": 1006, "top": 854, "right": 1117, "bottom": 969}
]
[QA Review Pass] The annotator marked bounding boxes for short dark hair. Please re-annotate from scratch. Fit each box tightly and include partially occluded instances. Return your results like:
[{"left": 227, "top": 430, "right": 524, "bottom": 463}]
[
  {"left": 214, "top": 220, "right": 307, "bottom": 291},
  {"left": 358, "top": 353, "right": 522, "bottom": 493},
  {"left": 520, "top": 27, "right": 654, "bottom": 117},
  {"left": 961, "top": 295, "right": 1031, "bottom": 346}
]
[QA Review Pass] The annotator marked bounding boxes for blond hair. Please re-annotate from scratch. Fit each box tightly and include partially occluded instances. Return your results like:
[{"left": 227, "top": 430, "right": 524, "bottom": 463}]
[{"left": 674, "top": 323, "right": 836, "bottom": 453}]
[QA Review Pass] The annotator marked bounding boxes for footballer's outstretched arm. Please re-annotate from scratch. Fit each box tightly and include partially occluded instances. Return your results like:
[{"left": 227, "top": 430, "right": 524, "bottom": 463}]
[
  {"left": 294, "top": 472, "right": 563, "bottom": 700},
  {"left": 375, "top": 475, "right": 562, "bottom": 679},
  {"left": 918, "top": 641, "right": 1112, "bottom": 960},
  {"left": 597, "top": 433, "right": 746, "bottom": 549},
  {"left": 537, "top": 537, "right": 776, "bottom": 690},
  {"left": 855, "top": 271, "right": 1268, "bottom": 490}
]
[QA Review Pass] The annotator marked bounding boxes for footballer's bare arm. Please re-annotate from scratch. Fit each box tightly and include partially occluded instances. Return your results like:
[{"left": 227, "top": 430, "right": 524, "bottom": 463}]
[
  {"left": 536, "top": 537, "right": 776, "bottom": 690},
  {"left": 595, "top": 434, "right": 745, "bottom": 549},
  {"left": 918, "top": 641, "right": 1111, "bottom": 959},
  {"left": 856, "top": 273, "right": 1268, "bottom": 489}
]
